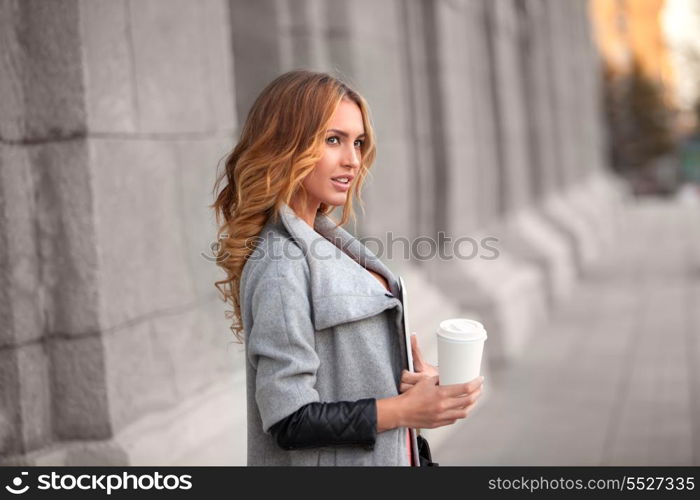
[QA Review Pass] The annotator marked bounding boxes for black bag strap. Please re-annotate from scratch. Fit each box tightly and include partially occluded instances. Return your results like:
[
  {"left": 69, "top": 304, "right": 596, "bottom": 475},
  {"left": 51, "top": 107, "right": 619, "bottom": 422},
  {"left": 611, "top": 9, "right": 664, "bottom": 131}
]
[{"left": 416, "top": 434, "right": 439, "bottom": 467}]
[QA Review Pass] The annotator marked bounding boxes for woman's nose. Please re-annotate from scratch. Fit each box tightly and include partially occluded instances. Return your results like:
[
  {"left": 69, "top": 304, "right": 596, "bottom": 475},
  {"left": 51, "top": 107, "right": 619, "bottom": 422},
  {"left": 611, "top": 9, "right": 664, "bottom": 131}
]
[{"left": 343, "top": 145, "right": 360, "bottom": 169}]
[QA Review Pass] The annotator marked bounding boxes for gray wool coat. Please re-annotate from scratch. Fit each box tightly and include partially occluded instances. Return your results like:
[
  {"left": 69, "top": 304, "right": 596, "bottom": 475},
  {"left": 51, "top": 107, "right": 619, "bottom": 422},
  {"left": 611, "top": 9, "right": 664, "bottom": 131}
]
[{"left": 239, "top": 202, "right": 410, "bottom": 466}]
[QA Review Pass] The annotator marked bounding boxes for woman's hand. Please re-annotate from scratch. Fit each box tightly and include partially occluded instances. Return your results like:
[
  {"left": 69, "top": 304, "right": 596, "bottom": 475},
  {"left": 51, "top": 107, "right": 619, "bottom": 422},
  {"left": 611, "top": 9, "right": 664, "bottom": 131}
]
[
  {"left": 380, "top": 375, "right": 484, "bottom": 430},
  {"left": 400, "top": 333, "right": 439, "bottom": 393}
]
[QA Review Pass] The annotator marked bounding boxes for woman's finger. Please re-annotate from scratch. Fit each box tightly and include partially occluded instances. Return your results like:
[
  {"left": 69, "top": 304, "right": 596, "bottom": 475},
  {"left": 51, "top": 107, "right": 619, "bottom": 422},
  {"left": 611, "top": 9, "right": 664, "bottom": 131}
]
[
  {"left": 432, "top": 419, "right": 458, "bottom": 429},
  {"left": 439, "top": 388, "right": 482, "bottom": 411},
  {"left": 399, "top": 382, "right": 414, "bottom": 393},
  {"left": 456, "top": 388, "right": 482, "bottom": 408},
  {"left": 400, "top": 371, "right": 424, "bottom": 384},
  {"left": 442, "top": 404, "right": 477, "bottom": 421},
  {"left": 439, "top": 377, "right": 484, "bottom": 397},
  {"left": 411, "top": 334, "right": 426, "bottom": 370}
]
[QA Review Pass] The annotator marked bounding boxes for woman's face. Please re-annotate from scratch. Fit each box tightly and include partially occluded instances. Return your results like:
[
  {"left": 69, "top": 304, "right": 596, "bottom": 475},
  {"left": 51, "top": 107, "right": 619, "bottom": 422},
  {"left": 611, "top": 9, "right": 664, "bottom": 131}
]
[{"left": 301, "top": 98, "right": 365, "bottom": 209}]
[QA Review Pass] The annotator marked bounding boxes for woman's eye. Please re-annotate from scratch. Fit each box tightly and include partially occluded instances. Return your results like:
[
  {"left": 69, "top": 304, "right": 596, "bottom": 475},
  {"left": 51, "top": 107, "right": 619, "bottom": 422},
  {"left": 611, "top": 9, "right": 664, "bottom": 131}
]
[
  {"left": 326, "top": 136, "right": 340, "bottom": 145},
  {"left": 354, "top": 140, "right": 364, "bottom": 148}
]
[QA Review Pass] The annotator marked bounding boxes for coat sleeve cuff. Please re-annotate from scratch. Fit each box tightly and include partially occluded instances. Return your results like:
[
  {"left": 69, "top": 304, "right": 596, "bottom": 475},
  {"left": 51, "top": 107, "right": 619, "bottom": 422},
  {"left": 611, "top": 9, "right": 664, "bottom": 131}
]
[{"left": 269, "top": 398, "right": 378, "bottom": 451}]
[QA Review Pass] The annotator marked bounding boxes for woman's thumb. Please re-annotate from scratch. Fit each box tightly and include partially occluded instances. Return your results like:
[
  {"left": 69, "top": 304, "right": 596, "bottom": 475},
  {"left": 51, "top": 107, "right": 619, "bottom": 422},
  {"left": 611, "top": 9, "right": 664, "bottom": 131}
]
[{"left": 411, "top": 333, "right": 425, "bottom": 368}]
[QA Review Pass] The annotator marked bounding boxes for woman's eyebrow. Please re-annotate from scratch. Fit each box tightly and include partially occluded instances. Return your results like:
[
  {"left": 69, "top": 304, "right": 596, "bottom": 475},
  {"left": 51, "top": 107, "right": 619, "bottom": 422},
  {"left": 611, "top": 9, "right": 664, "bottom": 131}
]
[{"left": 327, "top": 128, "right": 366, "bottom": 139}]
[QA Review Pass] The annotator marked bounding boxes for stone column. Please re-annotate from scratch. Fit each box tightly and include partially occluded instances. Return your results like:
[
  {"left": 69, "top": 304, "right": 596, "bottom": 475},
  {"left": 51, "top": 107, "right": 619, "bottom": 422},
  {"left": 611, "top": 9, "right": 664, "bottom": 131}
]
[
  {"left": 230, "top": 0, "right": 283, "bottom": 122},
  {"left": 484, "top": 0, "right": 534, "bottom": 215},
  {"left": 323, "top": 0, "right": 416, "bottom": 271},
  {"left": 517, "top": 0, "right": 559, "bottom": 201},
  {"left": 323, "top": 0, "right": 357, "bottom": 78},
  {"left": 565, "top": 0, "right": 624, "bottom": 259},
  {"left": 420, "top": 0, "right": 547, "bottom": 364},
  {"left": 400, "top": 0, "right": 440, "bottom": 246},
  {"left": 481, "top": 0, "right": 577, "bottom": 307},
  {"left": 468, "top": 0, "right": 502, "bottom": 227},
  {"left": 276, "top": 0, "right": 329, "bottom": 72},
  {"left": 546, "top": 0, "right": 575, "bottom": 188},
  {"left": 1, "top": 0, "right": 107, "bottom": 461},
  {"left": 1, "top": 0, "right": 238, "bottom": 465}
]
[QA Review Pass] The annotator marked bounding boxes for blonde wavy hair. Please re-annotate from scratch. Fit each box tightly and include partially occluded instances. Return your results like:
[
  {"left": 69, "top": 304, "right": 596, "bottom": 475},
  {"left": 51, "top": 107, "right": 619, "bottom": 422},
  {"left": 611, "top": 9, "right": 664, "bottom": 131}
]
[{"left": 212, "top": 70, "right": 377, "bottom": 342}]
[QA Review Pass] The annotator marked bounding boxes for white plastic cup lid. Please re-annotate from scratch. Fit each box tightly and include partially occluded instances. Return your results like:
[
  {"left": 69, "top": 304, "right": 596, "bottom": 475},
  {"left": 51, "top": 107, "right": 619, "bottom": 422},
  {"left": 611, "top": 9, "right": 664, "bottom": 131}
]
[{"left": 436, "top": 318, "right": 487, "bottom": 342}]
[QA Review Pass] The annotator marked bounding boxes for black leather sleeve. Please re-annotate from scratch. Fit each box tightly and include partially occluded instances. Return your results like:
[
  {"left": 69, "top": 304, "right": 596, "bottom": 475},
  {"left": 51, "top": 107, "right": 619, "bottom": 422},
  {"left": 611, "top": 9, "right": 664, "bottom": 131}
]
[{"left": 268, "top": 398, "right": 377, "bottom": 451}]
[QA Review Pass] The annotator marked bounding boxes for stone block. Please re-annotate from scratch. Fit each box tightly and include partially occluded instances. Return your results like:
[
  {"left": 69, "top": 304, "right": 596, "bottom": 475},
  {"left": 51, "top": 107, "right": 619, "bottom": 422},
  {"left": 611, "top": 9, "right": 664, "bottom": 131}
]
[
  {"left": 0, "top": 144, "right": 43, "bottom": 346},
  {"left": 29, "top": 140, "right": 101, "bottom": 337},
  {"left": 103, "top": 321, "right": 177, "bottom": 433},
  {"left": 80, "top": 0, "right": 235, "bottom": 134},
  {"left": 49, "top": 335, "right": 111, "bottom": 440},
  {"left": 127, "top": 0, "right": 216, "bottom": 133},
  {"left": 79, "top": 0, "right": 136, "bottom": 133},
  {"left": 7, "top": 370, "right": 245, "bottom": 465},
  {"left": 0, "top": 440, "right": 129, "bottom": 466},
  {"left": 173, "top": 137, "right": 235, "bottom": 299},
  {"left": 16, "top": 343, "right": 52, "bottom": 453},
  {"left": 0, "top": 350, "right": 20, "bottom": 455},
  {"left": 0, "top": 0, "right": 85, "bottom": 141},
  {"left": 229, "top": 0, "right": 284, "bottom": 123},
  {"left": 88, "top": 138, "right": 197, "bottom": 330},
  {"left": 2, "top": 140, "right": 100, "bottom": 342},
  {"left": 149, "top": 298, "right": 237, "bottom": 403},
  {"left": 199, "top": 0, "right": 237, "bottom": 131}
]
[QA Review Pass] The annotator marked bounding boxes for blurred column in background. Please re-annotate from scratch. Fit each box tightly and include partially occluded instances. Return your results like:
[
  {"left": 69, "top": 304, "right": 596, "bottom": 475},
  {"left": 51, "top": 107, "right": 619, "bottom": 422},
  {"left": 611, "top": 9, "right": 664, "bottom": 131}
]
[
  {"left": 509, "top": 0, "right": 578, "bottom": 306},
  {"left": 539, "top": 0, "right": 612, "bottom": 272},
  {"left": 0, "top": 0, "right": 239, "bottom": 465},
  {"left": 277, "top": 0, "right": 328, "bottom": 72},
  {"left": 328, "top": 0, "right": 417, "bottom": 253},
  {"left": 229, "top": 0, "right": 283, "bottom": 123},
  {"left": 425, "top": 0, "right": 547, "bottom": 366}
]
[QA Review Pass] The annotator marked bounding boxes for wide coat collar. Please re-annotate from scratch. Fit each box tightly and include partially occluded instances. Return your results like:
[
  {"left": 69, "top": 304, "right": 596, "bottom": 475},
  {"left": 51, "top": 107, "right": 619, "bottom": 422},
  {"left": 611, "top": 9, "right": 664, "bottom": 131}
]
[{"left": 268, "top": 202, "right": 402, "bottom": 331}]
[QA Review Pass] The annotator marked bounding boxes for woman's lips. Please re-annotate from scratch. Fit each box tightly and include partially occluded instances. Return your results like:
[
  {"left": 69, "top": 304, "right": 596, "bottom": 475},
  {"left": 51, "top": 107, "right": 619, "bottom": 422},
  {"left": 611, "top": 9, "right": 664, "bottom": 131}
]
[{"left": 331, "top": 178, "right": 351, "bottom": 191}]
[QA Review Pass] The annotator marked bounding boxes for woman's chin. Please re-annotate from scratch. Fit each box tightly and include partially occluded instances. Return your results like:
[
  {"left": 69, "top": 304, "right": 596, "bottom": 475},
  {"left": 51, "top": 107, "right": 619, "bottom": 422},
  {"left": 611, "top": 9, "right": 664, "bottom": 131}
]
[{"left": 324, "top": 195, "right": 348, "bottom": 207}]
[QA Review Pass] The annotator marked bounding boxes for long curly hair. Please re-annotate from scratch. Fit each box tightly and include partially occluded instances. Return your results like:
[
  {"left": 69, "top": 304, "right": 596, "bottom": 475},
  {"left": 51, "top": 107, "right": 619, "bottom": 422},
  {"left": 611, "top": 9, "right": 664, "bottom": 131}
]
[{"left": 212, "top": 70, "right": 377, "bottom": 342}]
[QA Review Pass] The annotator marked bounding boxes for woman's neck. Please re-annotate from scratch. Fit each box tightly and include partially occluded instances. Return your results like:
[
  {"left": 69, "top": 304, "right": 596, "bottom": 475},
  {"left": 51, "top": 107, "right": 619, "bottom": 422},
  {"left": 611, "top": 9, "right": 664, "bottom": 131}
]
[{"left": 289, "top": 198, "right": 320, "bottom": 229}]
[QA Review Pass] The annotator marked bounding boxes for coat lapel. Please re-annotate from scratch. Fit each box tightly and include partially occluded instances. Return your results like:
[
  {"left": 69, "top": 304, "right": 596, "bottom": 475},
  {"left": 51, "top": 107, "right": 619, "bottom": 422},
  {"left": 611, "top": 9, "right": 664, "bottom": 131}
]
[{"left": 274, "top": 202, "right": 402, "bottom": 331}]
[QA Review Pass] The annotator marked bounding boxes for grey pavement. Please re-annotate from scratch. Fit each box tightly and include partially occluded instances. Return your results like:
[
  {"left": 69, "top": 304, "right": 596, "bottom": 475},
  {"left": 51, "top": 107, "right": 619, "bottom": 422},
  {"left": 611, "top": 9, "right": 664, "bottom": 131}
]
[{"left": 432, "top": 198, "right": 700, "bottom": 466}]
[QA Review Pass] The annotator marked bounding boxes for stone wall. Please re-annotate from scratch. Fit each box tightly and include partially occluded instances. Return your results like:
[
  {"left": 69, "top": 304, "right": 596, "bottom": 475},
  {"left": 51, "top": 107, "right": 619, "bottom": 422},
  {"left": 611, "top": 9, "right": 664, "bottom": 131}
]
[{"left": 1, "top": 0, "right": 241, "bottom": 465}]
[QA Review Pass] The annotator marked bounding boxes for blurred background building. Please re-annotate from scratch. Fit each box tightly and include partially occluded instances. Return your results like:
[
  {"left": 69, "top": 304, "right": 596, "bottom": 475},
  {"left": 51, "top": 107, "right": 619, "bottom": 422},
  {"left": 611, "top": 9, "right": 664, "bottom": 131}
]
[
  {"left": 591, "top": 0, "right": 700, "bottom": 192},
  {"left": 0, "top": 0, "right": 698, "bottom": 466}
]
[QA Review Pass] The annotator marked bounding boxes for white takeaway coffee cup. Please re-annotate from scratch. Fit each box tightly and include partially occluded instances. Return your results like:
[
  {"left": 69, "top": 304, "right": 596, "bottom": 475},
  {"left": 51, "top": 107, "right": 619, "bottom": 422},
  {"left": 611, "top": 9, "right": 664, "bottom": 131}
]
[{"left": 436, "top": 318, "right": 487, "bottom": 386}]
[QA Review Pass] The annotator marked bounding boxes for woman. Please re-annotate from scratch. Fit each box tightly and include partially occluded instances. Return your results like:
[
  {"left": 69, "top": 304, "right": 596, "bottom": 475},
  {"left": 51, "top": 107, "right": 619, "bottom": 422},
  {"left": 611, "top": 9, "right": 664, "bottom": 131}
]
[{"left": 212, "top": 70, "right": 483, "bottom": 466}]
